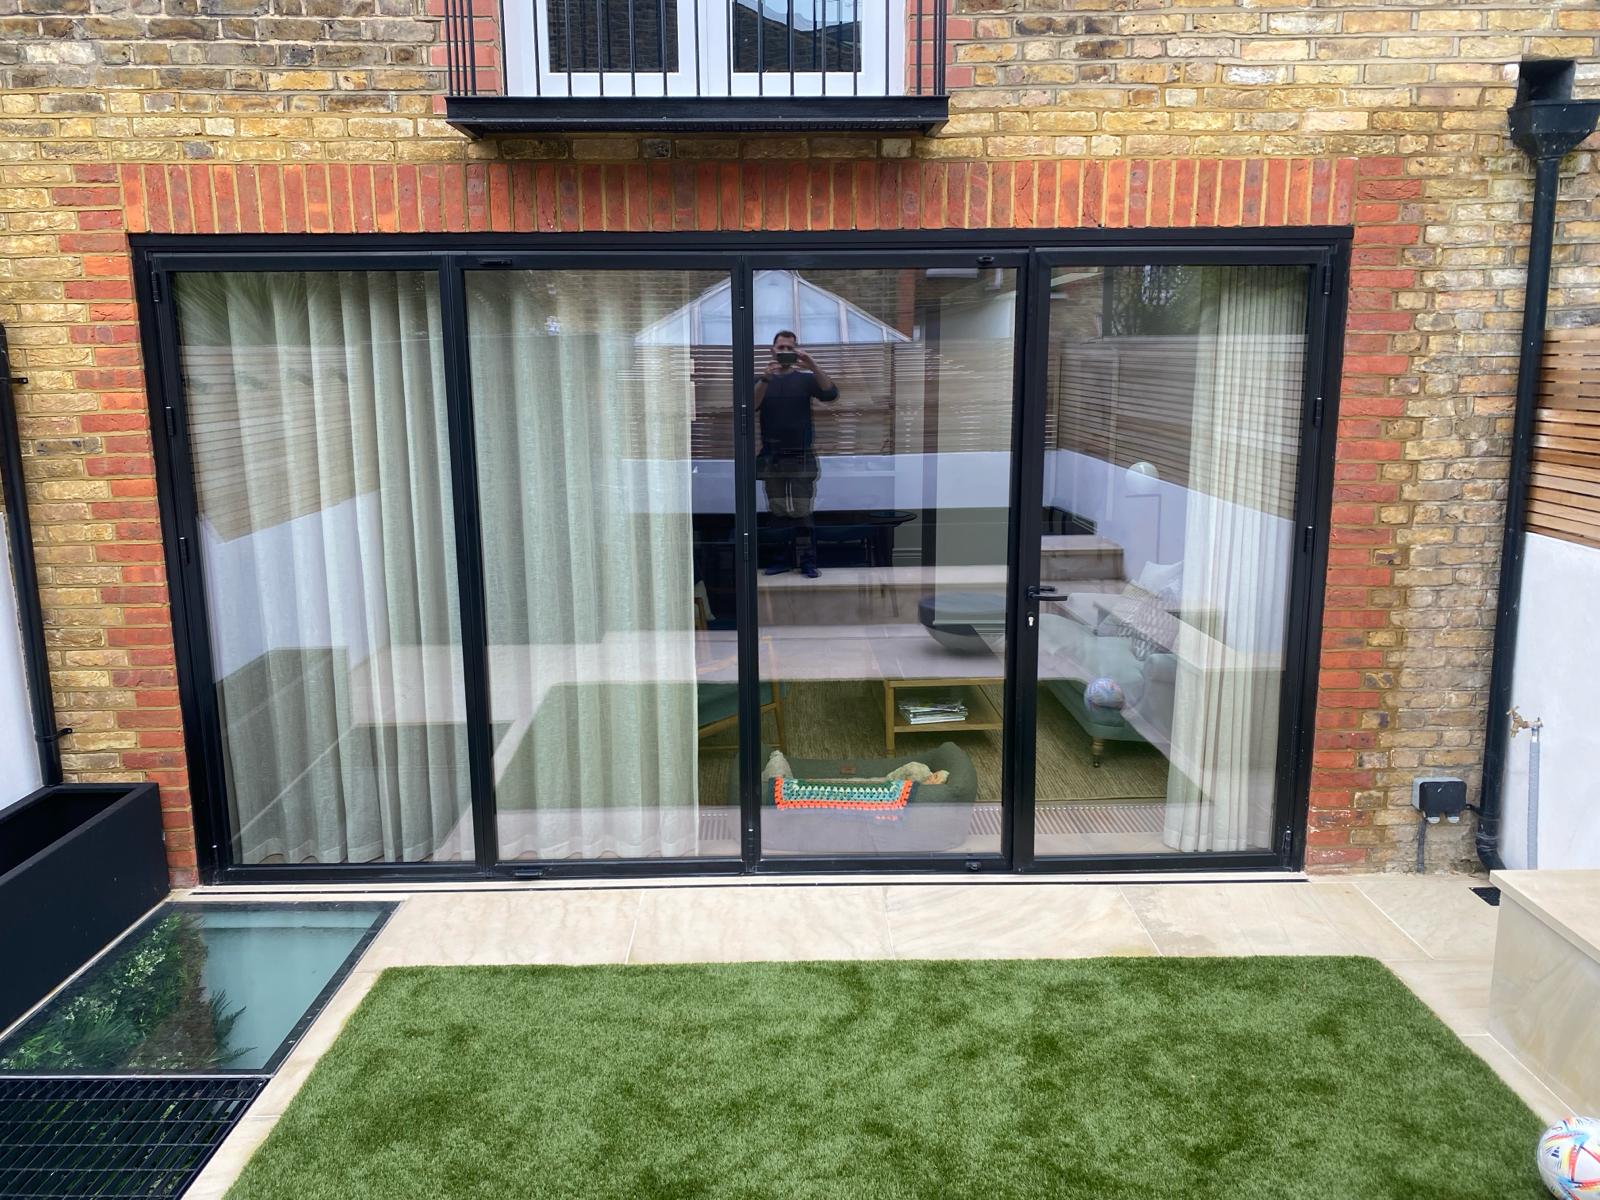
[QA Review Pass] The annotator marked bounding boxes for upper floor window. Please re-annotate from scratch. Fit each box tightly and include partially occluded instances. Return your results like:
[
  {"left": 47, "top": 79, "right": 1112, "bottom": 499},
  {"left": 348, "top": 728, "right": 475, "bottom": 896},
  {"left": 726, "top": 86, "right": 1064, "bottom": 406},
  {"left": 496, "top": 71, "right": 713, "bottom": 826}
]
[{"left": 503, "top": 0, "right": 900, "bottom": 96}]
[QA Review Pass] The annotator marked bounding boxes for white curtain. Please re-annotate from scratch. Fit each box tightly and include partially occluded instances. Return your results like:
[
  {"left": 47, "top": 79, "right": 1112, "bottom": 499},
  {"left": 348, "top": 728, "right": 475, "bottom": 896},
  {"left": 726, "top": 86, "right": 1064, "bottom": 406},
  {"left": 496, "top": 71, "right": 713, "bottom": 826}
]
[
  {"left": 1163, "top": 266, "right": 1305, "bottom": 852},
  {"left": 178, "top": 271, "right": 469, "bottom": 865},
  {"left": 467, "top": 272, "right": 700, "bottom": 860}
]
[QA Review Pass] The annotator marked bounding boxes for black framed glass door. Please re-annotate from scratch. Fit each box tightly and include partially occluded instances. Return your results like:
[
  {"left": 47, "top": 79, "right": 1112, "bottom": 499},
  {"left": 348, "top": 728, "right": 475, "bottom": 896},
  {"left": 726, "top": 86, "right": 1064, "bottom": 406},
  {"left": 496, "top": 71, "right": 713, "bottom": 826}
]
[
  {"left": 461, "top": 265, "right": 740, "bottom": 864},
  {"left": 1009, "top": 247, "right": 1337, "bottom": 871},
  {"left": 143, "top": 232, "right": 1342, "bottom": 883},
  {"left": 742, "top": 259, "right": 1023, "bottom": 864}
]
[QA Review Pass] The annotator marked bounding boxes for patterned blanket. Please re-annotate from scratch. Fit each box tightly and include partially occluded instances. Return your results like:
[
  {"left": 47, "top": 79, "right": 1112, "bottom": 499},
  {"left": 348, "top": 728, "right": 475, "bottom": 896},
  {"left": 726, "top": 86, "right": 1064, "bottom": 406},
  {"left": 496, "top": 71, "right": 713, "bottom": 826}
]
[{"left": 771, "top": 777, "right": 917, "bottom": 821}]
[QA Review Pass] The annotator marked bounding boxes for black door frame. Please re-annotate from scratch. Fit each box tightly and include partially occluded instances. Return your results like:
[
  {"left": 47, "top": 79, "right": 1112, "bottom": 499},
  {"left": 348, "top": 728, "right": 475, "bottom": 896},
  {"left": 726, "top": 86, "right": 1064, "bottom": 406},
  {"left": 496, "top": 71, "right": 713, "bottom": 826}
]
[{"left": 132, "top": 227, "right": 1348, "bottom": 885}]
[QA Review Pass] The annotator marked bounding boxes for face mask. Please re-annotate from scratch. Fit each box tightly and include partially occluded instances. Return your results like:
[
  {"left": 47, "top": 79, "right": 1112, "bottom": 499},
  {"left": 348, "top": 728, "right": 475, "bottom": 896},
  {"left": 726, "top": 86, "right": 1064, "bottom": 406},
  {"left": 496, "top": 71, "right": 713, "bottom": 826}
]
[{"left": 775, "top": 350, "right": 798, "bottom": 365}]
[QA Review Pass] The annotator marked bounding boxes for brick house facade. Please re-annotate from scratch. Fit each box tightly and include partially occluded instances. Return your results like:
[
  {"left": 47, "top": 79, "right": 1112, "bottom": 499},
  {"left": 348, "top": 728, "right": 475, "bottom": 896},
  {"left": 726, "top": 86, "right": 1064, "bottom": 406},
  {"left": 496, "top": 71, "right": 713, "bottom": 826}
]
[{"left": 0, "top": 0, "right": 1596, "bottom": 884}]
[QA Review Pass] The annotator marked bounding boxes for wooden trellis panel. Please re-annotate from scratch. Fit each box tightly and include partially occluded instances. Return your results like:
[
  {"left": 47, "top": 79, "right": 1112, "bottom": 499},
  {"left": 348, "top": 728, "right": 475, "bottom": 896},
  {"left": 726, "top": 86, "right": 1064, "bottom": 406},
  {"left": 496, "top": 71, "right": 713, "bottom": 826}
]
[{"left": 1531, "top": 327, "right": 1600, "bottom": 549}]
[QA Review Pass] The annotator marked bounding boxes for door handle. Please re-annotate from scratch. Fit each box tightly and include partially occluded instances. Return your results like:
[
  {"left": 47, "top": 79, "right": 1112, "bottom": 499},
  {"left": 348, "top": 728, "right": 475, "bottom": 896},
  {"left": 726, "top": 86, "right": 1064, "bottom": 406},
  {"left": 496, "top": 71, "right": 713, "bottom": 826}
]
[{"left": 1025, "top": 584, "right": 1059, "bottom": 601}]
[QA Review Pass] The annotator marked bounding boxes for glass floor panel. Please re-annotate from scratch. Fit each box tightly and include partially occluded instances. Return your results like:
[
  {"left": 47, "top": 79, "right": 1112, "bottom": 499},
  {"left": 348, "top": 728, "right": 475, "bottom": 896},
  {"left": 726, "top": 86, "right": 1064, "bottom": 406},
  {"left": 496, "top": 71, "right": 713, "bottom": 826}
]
[{"left": 0, "top": 903, "right": 392, "bottom": 1075}]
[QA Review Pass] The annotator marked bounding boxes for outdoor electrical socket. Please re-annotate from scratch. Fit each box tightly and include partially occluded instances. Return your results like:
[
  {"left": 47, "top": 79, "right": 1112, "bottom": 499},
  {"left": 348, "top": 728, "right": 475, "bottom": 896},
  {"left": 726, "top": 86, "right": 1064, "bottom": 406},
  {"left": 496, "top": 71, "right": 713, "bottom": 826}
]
[{"left": 1412, "top": 778, "right": 1468, "bottom": 825}]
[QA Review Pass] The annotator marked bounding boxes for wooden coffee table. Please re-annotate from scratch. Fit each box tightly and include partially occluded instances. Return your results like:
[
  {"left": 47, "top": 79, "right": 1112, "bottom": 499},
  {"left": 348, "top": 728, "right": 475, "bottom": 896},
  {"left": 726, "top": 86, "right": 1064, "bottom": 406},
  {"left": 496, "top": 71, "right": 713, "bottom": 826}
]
[{"left": 882, "top": 677, "right": 1003, "bottom": 752}]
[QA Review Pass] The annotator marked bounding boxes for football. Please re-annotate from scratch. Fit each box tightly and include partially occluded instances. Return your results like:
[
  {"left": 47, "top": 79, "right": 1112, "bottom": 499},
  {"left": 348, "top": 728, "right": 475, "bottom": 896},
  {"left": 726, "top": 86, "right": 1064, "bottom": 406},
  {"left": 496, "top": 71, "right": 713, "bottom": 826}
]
[{"left": 1537, "top": 1117, "right": 1600, "bottom": 1199}]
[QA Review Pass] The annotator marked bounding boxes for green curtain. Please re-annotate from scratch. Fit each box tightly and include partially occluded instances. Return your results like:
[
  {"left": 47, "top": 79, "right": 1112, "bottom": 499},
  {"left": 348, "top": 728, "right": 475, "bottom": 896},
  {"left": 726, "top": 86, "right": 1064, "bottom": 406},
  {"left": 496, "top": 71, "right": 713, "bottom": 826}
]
[
  {"left": 466, "top": 270, "right": 704, "bottom": 859},
  {"left": 1162, "top": 265, "right": 1305, "bottom": 853},
  {"left": 178, "top": 271, "right": 471, "bottom": 865}
]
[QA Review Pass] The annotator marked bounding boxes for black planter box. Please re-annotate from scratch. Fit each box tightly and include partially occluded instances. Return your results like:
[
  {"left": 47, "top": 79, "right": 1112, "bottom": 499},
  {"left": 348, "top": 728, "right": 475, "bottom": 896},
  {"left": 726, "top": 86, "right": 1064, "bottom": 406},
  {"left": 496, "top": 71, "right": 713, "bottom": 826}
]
[{"left": 0, "top": 783, "right": 168, "bottom": 1031}]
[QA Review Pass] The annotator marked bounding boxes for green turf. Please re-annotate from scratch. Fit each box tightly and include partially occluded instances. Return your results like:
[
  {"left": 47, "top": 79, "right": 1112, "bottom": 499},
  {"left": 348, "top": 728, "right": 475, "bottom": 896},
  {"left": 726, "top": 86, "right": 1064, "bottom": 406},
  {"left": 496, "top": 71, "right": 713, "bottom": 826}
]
[{"left": 227, "top": 957, "right": 1544, "bottom": 1200}]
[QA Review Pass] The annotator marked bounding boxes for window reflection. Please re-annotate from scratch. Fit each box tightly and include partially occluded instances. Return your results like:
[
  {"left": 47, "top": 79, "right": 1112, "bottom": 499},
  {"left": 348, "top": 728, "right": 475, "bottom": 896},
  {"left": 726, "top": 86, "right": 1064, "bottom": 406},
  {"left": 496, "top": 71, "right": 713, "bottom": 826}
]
[
  {"left": 1033, "top": 264, "right": 1307, "bottom": 856},
  {"left": 176, "top": 271, "right": 473, "bottom": 867}
]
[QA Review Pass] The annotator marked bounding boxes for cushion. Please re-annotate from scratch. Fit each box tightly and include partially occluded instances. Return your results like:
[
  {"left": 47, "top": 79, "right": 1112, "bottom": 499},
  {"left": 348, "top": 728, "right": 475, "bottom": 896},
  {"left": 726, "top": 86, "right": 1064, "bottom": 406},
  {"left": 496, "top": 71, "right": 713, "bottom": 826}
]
[
  {"left": 1134, "top": 559, "right": 1183, "bottom": 599},
  {"left": 1058, "top": 592, "right": 1104, "bottom": 629},
  {"left": 762, "top": 749, "right": 795, "bottom": 781}
]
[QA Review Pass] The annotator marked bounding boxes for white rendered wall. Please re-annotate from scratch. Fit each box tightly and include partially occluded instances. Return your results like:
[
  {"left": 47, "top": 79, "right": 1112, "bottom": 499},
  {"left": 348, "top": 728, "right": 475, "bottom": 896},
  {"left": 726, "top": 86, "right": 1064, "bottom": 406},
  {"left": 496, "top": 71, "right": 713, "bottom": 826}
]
[
  {"left": 0, "top": 524, "right": 43, "bottom": 808},
  {"left": 1501, "top": 531, "right": 1600, "bottom": 869}
]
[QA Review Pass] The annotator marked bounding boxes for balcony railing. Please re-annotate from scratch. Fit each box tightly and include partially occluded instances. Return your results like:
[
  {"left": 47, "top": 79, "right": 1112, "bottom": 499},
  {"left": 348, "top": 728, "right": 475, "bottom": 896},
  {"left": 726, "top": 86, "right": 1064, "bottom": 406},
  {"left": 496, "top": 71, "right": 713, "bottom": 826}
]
[{"left": 443, "top": 0, "right": 948, "bottom": 133}]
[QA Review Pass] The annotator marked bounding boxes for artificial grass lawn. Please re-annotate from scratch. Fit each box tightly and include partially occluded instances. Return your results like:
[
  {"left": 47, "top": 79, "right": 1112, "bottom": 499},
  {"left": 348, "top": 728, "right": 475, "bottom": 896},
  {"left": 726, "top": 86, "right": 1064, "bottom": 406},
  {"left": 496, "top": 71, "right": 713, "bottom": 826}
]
[{"left": 228, "top": 957, "right": 1544, "bottom": 1200}]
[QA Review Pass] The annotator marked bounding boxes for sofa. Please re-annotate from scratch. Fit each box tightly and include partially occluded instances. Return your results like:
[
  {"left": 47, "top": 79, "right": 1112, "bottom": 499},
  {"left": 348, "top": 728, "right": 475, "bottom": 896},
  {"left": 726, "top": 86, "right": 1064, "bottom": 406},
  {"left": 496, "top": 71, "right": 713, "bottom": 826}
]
[{"left": 1037, "top": 597, "right": 1177, "bottom": 764}]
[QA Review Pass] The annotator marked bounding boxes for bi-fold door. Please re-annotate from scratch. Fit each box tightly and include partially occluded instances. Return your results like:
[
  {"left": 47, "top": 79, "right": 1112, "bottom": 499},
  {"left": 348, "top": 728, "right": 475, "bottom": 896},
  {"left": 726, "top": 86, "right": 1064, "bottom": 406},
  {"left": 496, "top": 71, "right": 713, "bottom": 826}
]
[{"left": 140, "top": 235, "right": 1342, "bottom": 883}]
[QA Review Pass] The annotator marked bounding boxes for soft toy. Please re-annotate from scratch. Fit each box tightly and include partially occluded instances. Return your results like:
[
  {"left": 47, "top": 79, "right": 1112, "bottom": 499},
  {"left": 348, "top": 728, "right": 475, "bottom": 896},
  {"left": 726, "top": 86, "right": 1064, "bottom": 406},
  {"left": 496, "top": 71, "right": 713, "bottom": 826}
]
[{"left": 762, "top": 749, "right": 948, "bottom": 787}]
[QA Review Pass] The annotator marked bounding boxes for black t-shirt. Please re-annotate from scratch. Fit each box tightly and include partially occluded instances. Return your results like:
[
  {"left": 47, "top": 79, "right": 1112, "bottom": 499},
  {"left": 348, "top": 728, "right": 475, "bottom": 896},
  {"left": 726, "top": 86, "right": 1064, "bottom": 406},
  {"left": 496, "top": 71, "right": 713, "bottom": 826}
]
[{"left": 757, "top": 369, "right": 839, "bottom": 453}]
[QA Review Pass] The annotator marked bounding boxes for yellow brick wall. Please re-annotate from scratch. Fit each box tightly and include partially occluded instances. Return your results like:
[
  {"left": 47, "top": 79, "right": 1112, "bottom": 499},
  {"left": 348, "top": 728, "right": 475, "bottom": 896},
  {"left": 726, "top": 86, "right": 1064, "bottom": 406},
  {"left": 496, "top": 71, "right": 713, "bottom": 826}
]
[{"left": 0, "top": 0, "right": 1596, "bottom": 877}]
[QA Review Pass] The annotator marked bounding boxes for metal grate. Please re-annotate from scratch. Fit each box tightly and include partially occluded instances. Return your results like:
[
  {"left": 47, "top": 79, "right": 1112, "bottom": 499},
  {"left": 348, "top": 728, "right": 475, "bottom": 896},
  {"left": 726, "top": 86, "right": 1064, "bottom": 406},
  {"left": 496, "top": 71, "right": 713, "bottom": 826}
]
[
  {"left": 1471, "top": 886, "right": 1501, "bottom": 907},
  {"left": 0, "top": 1076, "right": 264, "bottom": 1199},
  {"left": 971, "top": 802, "right": 1166, "bottom": 839}
]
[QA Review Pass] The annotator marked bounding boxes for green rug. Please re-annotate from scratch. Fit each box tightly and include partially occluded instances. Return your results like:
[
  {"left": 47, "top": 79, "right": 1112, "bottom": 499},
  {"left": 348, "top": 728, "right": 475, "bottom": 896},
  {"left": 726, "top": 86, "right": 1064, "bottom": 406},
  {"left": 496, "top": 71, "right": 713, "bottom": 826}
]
[
  {"left": 227, "top": 957, "right": 1542, "bottom": 1200},
  {"left": 700, "top": 679, "right": 1170, "bottom": 806}
]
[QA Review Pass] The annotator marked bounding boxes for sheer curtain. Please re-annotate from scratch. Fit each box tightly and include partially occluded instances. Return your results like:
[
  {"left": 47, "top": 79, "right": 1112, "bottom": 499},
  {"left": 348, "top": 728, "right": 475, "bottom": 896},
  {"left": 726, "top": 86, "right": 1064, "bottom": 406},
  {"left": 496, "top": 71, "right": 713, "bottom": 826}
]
[
  {"left": 177, "top": 271, "right": 470, "bottom": 865},
  {"left": 467, "top": 271, "right": 701, "bottom": 860},
  {"left": 1162, "top": 266, "right": 1305, "bottom": 852}
]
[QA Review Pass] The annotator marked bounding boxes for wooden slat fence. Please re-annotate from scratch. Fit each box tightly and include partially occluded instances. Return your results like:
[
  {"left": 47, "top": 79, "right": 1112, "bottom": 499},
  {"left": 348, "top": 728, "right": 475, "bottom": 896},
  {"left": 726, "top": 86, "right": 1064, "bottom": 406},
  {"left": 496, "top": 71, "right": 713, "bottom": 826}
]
[{"left": 1531, "top": 327, "right": 1600, "bottom": 549}]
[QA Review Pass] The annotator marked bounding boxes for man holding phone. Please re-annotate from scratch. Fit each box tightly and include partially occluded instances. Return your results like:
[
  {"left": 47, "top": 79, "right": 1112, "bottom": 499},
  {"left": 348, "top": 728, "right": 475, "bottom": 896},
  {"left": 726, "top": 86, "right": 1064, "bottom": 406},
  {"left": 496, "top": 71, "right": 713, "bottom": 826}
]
[{"left": 754, "top": 330, "right": 838, "bottom": 578}]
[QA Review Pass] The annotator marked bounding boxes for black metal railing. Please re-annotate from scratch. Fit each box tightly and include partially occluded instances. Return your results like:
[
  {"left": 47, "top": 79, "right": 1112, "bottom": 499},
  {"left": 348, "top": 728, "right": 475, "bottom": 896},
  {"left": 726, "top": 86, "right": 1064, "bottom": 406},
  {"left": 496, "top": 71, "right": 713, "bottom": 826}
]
[{"left": 444, "top": 0, "right": 945, "bottom": 101}]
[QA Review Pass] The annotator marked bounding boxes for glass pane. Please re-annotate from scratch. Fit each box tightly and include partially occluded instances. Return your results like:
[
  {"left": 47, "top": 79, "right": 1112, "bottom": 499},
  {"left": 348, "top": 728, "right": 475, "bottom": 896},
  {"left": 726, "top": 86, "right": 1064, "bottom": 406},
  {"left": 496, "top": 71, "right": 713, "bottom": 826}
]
[
  {"left": 0, "top": 903, "right": 387, "bottom": 1073},
  {"left": 468, "top": 269, "right": 733, "bottom": 861},
  {"left": 1033, "top": 263, "right": 1308, "bottom": 856},
  {"left": 547, "top": 0, "right": 679, "bottom": 71},
  {"left": 176, "top": 271, "right": 473, "bottom": 866},
  {"left": 755, "top": 268, "right": 1016, "bottom": 858},
  {"left": 733, "top": 0, "right": 859, "bottom": 72}
]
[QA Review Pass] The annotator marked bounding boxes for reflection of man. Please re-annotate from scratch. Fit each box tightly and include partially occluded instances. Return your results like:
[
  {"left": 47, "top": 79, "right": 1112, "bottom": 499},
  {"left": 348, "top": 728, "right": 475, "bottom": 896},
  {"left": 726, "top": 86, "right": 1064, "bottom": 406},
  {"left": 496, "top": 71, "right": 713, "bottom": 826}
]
[{"left": 754, "top": 330, "right": 838, "bottom": 578}]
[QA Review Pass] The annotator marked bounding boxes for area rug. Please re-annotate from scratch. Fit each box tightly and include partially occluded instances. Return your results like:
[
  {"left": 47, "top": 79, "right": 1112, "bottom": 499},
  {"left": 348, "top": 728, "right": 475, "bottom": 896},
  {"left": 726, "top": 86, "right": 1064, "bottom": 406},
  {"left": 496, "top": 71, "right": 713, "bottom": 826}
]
[
  {"left": 700, "top": 679, "right": 1170, "bottom": 805},
  {"left": 226, "top": 957, "right": 1544, "bottom": 1200}
]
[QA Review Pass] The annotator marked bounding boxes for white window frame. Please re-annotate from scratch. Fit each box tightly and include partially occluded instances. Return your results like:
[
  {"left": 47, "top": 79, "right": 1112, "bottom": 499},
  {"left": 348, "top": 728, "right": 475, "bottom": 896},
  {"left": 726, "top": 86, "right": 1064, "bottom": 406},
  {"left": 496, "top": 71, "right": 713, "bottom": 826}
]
[
  {"left": 501, "top": 0, "right": 906, "bottom": 98},
  {"left": 727, "top": 0, "right": 900, "bottom": 98}
]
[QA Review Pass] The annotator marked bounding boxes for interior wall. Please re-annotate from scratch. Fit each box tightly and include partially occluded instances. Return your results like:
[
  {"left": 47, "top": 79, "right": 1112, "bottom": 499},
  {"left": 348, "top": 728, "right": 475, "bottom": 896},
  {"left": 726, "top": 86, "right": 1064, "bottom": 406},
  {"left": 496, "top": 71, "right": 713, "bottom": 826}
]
[{"left": 1500, "top": 531, "right": 1600, "bottom": 869}]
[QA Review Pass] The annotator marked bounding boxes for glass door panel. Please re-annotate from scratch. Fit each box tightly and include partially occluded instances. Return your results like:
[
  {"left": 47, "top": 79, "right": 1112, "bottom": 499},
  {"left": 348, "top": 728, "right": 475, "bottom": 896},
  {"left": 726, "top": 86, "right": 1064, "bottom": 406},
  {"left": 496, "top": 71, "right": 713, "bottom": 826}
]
[
  {"left": 1030, "top": 263, "right": 1309, "bottom": 858},
  {"left": 174, "top": 270, "right": 474, "bottom": 866},
  {"left": 753, "top": 266, "right": 1017, "bottom": 858},
  {"left": 465, "top": 268, "right": 737, "bottom": 861}
]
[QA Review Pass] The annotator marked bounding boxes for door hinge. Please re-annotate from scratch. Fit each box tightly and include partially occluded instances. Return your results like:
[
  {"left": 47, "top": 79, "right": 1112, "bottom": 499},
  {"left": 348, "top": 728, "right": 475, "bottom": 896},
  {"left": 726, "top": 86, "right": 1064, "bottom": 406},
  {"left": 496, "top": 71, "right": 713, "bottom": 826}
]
[
  {"left": 150, "top": 274, "right": 163, "bottom": 304},
  {"left": 178, "top": 535, "right": 191, "bottom": 565},
  {"left": 1280, "top": 827, "right": 1294, "bottom": 860},
  {"left": 1311, "top": 394, "right": 1324, "bottom": 427},
  {"left": 1302, "top": 525, "right": 1314, "bottom": 554},
  {"left": 1321, "top": 263, "right": 1332, "bottom": 296},
  {"left": 164, "top": 406, "right": 178, "bottom": 438}
]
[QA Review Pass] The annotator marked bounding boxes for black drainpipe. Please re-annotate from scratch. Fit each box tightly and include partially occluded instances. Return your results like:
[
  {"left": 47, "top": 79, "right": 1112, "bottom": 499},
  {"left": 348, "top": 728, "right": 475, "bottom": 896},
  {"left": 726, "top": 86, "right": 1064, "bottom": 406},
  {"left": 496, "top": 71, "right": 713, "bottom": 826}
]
[
  {"left": 0, "top": 325, "right": 66, "bottom": 786},
  {"left": 1477, "top": 61, "right": 1600, "bottom": 871}
]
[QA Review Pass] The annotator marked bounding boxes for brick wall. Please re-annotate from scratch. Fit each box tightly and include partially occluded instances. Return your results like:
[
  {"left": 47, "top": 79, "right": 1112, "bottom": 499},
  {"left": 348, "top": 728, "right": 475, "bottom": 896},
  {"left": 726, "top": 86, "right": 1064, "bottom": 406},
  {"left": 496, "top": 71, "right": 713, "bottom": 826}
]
[{"left": 0, "top": 0, "right": 1596, "bottom": 879}]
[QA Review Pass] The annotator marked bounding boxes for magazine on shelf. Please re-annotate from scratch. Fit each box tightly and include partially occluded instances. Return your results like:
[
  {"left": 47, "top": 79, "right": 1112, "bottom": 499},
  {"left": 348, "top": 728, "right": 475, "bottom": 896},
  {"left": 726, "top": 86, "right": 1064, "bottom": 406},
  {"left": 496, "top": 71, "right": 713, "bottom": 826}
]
[{"left": 898, "top": 699, "right": 968, "bottom": 725}]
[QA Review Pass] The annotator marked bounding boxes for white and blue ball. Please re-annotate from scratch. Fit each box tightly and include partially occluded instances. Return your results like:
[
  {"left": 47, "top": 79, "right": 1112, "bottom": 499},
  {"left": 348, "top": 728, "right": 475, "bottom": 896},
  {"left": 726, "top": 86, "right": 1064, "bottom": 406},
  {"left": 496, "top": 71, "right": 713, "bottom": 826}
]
[
  {"left": 1538, "top": 1117, "right": 1600, "bottom": 1199},
  {"left": 1083, "top": 676, "right": 1125, "bottom": 711}
]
